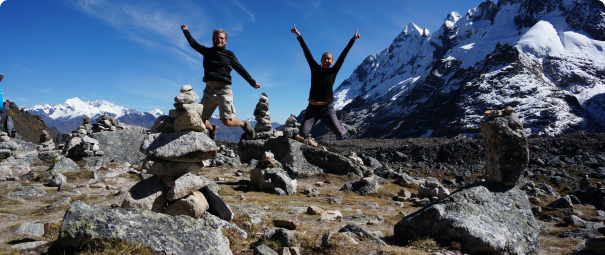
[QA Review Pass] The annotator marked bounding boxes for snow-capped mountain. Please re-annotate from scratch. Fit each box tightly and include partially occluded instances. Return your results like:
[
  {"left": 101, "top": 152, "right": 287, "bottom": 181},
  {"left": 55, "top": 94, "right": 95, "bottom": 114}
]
[
  {"left": 313, "top": 0, "right": 605, "bottom": 140},
  {"left": 24, "top": 97, "right": 163, "bottom": 133}
]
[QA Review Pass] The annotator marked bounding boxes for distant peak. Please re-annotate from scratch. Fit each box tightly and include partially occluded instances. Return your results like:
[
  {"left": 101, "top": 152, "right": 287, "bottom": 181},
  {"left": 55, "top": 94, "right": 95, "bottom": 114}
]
[{"left": 403, "top": 22, "right": 424, "bottom": 37}]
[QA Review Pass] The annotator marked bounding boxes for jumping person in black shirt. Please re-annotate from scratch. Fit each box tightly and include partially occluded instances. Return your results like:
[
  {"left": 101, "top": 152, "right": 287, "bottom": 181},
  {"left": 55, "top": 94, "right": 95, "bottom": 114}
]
[
  {"left": 291, "top": 24, "right": 359, "bottom": 146},
  {"left": 181, "top": 24, "right": 260, "bottom": 140}
]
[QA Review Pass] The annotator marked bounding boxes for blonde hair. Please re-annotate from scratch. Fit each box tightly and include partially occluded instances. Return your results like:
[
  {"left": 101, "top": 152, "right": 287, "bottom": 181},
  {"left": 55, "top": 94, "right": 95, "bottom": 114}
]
[
  {"left": 322, "top": 52, "right": 333, "bottom": 59},
  {"left": 212, "top": 29, "right": 228, "bottom": 41}
]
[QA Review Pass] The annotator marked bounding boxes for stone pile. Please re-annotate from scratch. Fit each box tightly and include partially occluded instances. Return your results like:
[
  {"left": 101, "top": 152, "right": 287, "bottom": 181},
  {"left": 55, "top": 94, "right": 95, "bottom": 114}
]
[
  {"left": 94, "top": 114, "right": 124, "bottom": 132},
  {"left": 62, "top": 134, "right": 103, "bottom": 158},
  {"left": 0, "top": 131, "right": 10, "bottom": 142},
  {"left": 168, "top": 85, "right": 205, "bottom": 133},
  {"left": 0, "top": 131, "right": 18, "bottom": 159},
  {"left": 282, "top": 114, "right": 300, "bottom": 138},
  {"left": 123, "top": 85, "right": 225, "bottom": 220},
  {"left": 36, "top": 130, "right": 55, "bottom": 151},
  {"left": 393, "top": 106, "right": 540, "bottom": 254},
  {"left": 249, "top": 151, "right": 297, "bottom": 195},
  {"left": 253, "top": 92, "right": 273, "bottom": 136}
]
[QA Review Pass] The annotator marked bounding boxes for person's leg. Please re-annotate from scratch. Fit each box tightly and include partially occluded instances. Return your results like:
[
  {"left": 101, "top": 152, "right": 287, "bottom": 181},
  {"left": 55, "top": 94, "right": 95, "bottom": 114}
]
[
  {"left": 319, "top": 106, "right": 348, "bottom": 136},
  {"left": 298, "top": 105, "right": 319, "bottom": 137},
  {"left": 200, "top": 87, "right": 219, "bottom": 131},
  {"left": 216, "top": 85, "right": 255, "bottom": 139}
]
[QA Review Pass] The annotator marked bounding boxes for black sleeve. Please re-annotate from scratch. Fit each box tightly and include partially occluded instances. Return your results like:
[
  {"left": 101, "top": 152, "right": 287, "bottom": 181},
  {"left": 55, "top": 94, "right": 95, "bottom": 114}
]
[
  {"left": 296, "top": 36, "right": 318, "bottom": 68},
  {"left": 230, "top": 53, "right": 257, "bottom": 87},
  {"left": 183, "top": 30, "right": 208, "bottom": 55},
  {"left": 332, "top": 38, "right": 355, "bottom": 71}
]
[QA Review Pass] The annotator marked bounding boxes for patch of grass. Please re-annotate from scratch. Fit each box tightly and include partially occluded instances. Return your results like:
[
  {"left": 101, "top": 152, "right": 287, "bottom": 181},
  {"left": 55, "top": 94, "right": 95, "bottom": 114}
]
[
  {"left": 541, "top": 238, "right": 582, "bottom": 249},
  {"left": 407, "top": 237, "right": 440, "bottom": 250},
  {"left": 48, "top": 238, "right": 155, "bottom": 255},
  {"left": 0, "top": 187, "right": 16, "bottom": 197},
  {"left": 0, "top": 247, "right": 19, "bottom": 255},
  {"left": 548, "top": 225, "right": 580, "bottom": 236},
  {"left": 64, "top": 170, "right": 93, "bottom": 181},
  {"left": 0, "top": 198, "right": 22, "bottom": 206},
  {"left": 223, "top": 228, "right": 251, "bottom": 253},
  {"left": 42, "top": 221, "right": 62, "bottom": 241},
  {"left": 218, "top": 186, "right": 238, "bottom": 197}
]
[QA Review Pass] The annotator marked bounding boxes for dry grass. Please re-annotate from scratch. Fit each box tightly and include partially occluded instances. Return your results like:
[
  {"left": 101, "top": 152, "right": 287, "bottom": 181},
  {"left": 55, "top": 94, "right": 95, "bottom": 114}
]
[
  {"left": 541, "top": 238, "right": 582, "bottom": 249},
  {"left": 407, "top": 237, "right": 440, "bottom": 250},
  {"left": 0, "top": 198, "right": 22, "bottom": 206},
  {"left": 48, "top": 239, "right": 156, "bottom": 255}
]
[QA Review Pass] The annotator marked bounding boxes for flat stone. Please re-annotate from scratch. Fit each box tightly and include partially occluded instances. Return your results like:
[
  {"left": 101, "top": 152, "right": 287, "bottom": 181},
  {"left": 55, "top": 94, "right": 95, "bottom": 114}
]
[
  {"left": 320, "top": 210, "right": 342, "bottom": 221},
  {"left": 167, "top": 173, "right": 210, "bottom": 201},
  {"left": 144, "top": 157, "right": 204, "bottom": 176},
  {"left": 273, "top": 219, "right": 298, "bottom": 230},
  {"left": 174, "top": 91, "right": 200, "bottom": 104},
  {"left": 307, "top": 205, "right": 324, "bottom": 215},
  {"left": 121, "top": 176, "right": 168, "bottom": 213},
  {"left": 140, "top": 131, "right": 217, "bottom": 162},
  {"left": 180, "top": 85, "right": 193, "bottom": 92},
  {"left": 15, "top": 222, "right": 45, "bottom": 237}
]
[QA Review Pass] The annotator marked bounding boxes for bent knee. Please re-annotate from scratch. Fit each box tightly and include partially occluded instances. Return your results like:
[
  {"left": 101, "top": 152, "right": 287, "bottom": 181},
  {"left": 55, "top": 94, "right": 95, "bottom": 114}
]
[{"left": 221, "top": 119, "right": 237, "bottom": 126}]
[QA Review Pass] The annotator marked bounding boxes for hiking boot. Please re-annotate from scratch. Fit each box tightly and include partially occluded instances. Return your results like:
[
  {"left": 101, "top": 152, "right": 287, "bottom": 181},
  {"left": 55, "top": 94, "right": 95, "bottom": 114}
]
[
  {"left": 293, "top": 134, "right": 305, "bottom": 142},
  {"left": 304, "top": 137, "right": 318, "bottom": 147},
  {"left": 243, "top": 120, "right": 255, "bottom": 140},
  {"left": 342, "top": 124, "right": 357, "bottom": 135},
  {"left": 208, "top": 125, "right": 219, "bottom": 141}
]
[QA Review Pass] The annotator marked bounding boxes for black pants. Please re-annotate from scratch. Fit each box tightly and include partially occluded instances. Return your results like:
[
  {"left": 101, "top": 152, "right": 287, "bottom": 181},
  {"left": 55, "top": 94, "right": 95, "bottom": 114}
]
[{"left": 298, "top": 104, "right": 347, "bottom": 137}]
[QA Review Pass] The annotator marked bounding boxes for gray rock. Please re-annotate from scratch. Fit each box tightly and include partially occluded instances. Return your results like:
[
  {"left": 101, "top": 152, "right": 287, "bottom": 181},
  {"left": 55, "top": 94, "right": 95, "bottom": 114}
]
[
  {"left": 344, "top": 214, "right": 384, "bottom": 224},
  {"left": 547, "top": 195, "right": 574, "bottom": 209},
  {"left": 254, "top": 244, "right": 278, "bottom": 255},
  {"left": 586, "top": 237, "right": 605, "bottom": 254},
  {"left": 49, "top": 173, "right": 67, "bottom": 187},
  {"left": 1, "top": 186, "right": 46, "bottom": 199},
  {"left": 238, "top": 139, "right": 266, "bottom": 163},
  {"left": 480, "top": 113, "right": 529, "bottom": 186},
  {"left": 167, "top": 173, "right": 210, "bottom": 201},
  {"left": 151, "top": 115, "right": 175, "bottom": 134},
  {"left": 11, "top": 240, "right": 50, "bottom": 253},
  {"left": 164, "top": 191, "right": 209, "bottom": 218},
  {"left": 263, "top": 228, "right": 298, "bottom": 247},
  {"left": 15, "top": 222, "right": 44, "bottom": 237},
  {"left": 38, "top": 150, "right": 58, "bottom": 162},
  {"left": 143, "top": 157, "right": 204, "bottom": 176},
  {"left": 302, "top": 145, "right": 366, "bottom": 177},
  {"left": 173, "top": 103, "right": 204, "bottom": 116},
  {"left": 59, "top": 201, "right": 233, "bottom": 255},
  {"left": 47, "top": 197, "right": 72, "bottom": 211},
  {"left": 140, "top": 131, "right": 217, "bottom": 162},
  {"left": 175, "top": 91, "right": 200, "bottom": 104},
  {"left": 173, "top": 109, "right": 206, "bottom": 132},
  {"left": 0, "top": 212, "right": 19, "bottom": 220},
  {"left": 535, "top": 183, "right": 560, "bottom": 199},
  {"left": 50, "top": 156, "right": 79, "bottom": 174},
  {"left": 250, "top": 168, "right": 297, "bottom": 195},
  {"left": 230, "top": 203, "right": 266, "bottom": 224},
  {"left": 273, "top": 188, "right": 287, "bottom": 196},
  {"left": 394, "top": 181, "right": 539, "bottom": 254},
  {"left": 121, "top": 176, "right": 168, "bottom": 212},
  {"left": 264, "top": 136, "right": 322, "bottom": 175},
  {"left": 90, "top": 129, "right": 147, "bottom": 164},
  {"left": 340, "top": 176, "right": 382, "bottom": 196},
  {"left": 361, "top": 156, "right": 382, "bottom": 169},
  {"left": 339, "top": 223, "right": 386, "bottom": 245},
  {"left": 397, "top": 173, "right": 419, "bottom": 188}
]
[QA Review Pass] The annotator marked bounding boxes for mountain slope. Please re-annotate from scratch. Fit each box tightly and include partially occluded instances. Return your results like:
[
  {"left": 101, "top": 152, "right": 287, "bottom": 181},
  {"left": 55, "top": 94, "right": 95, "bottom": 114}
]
[{"left": 316, "top": 0, "right": 605, "bottom": 140}]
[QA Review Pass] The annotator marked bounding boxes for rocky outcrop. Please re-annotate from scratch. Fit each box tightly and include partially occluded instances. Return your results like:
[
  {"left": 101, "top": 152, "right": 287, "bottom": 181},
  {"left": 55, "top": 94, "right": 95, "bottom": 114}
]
[
  {"left": 393, "top": 181, "right": 540, "bottom": 255},
  {"left": 7, "top": 100, "right": 50, "bottom": 144},
  {"left": 59, "top": 201, "right": 233, "bottom": 255}
]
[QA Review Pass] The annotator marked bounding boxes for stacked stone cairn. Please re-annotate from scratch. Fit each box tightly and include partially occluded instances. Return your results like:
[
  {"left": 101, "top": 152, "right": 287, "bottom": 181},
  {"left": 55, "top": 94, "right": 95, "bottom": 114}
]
[
  {"left": 282, "top": 114, "right": 300, "bottom": 139},
  {"left": 0, "top": 131, "right": 17, "bottom": 159},
  {"left": 249, "top": 151, "right": 297, "bottom": 195},
  {"left": 0, "top": 131, "right": 10, "bottom": 142},
  {"left": 61, "top": 116, "right": 104, "bottom": 159},
  {"left": 122, "top": 85, "right": 226, "bottom": 220},
  {"left": 36, "top": 130, "right": 55, "bottom": 151},
  {"left": 252, "top": 92, "right": 280, "bottom": 139},
  {"left": 94, "top": 114, "right": 124, "bottom": 132}
]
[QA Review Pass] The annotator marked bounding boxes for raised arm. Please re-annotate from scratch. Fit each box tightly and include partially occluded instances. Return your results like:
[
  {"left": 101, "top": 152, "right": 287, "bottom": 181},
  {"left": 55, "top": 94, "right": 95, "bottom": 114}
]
[
  {"left": 292, "top": 24, "right": 318, "bottom": 67},
  {"left": 231, "top": 54, "right": 260, "bottom": 89},
  {"left": 332, "top": 29, "right": 360, "bottom": 70},
  {"left": 181, "top": 24, "right": 208, "bottom": 55}
]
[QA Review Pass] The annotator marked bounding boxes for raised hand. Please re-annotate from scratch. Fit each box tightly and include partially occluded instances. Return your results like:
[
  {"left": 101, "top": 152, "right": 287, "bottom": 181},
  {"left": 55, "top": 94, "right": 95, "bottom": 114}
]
[
  {"left": 291, "top": 24, "right": 301, "bottom": 37},
  {"left": 353, "top": 29, "right": 360, "bottom": 40},
  {"left": 181, "top": 24, "right": 188, "bottom": 31}
]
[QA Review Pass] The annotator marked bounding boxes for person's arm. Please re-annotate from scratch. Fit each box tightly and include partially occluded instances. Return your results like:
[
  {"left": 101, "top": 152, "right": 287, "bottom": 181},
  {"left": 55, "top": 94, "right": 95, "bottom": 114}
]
[
  {"left": 181, "top": 24, "right": 208, "bottom": 55},
  {"left": 333, "top": 29, "right": 360, "bottom": 71},
  {"left": 231, "top": 53, "right": 260, "bottom": 88},
  {"left": 291, "top": 24, "right": 318, "bottom": 67}
]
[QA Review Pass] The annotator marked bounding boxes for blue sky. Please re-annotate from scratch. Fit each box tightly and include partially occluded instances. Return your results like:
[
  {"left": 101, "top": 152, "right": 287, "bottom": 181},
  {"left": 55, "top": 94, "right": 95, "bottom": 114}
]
[{"left": 0, "top": 0, "right": 490, "bottom": 124}]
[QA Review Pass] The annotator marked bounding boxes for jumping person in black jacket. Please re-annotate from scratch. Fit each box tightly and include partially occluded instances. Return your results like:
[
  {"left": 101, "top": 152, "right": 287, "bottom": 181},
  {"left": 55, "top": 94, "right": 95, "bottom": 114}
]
[
  {"left": 181, "top": 24, "right": 260, "bottom": 140},
  {"left": 291, "top": 24, "right": 359, "bottom": 146}
]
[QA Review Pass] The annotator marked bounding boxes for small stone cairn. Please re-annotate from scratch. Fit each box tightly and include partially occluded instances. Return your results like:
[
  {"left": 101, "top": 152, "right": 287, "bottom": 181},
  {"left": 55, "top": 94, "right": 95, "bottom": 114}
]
[
  {"left": 249, "top": 151, "right": 297, "bottom": 195},
  {"left": 480, "top": 105, "right": 528, "bottom": 186},
  {"left": 0, "top": 131, "right": 10, "bottom": 142},
  {"left": 123, "top": 85, "right": 222, "bottom": 220},
  {"left": 61, "top": 116, "right": 104, "bottom": 159},
  {"left": 95, "top": 114, "right": 124, "bottom": 132},
  {"left": 0, "top": 131, "right": 17, "bottom": 159},
  {"left": 282, "top": 114, "right": 300, "bottom": 139},
  {"left": 251, "top": 93, "right": 280, "bottom": 139},
  {"left": 36, "top": 130, "right": 55, "bottom": 151}
]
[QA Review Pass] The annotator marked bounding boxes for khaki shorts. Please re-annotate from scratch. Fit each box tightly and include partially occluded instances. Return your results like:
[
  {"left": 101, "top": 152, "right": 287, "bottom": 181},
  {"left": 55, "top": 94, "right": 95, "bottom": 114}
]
[{"left": 200, "top": 83, "right": 236, "bottom": 120}]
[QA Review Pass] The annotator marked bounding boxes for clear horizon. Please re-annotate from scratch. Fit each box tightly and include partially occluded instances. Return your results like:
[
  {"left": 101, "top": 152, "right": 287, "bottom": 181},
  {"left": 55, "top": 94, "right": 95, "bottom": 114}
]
[{"left": 0, "top": 0, "right": 490, "bottom": 124}]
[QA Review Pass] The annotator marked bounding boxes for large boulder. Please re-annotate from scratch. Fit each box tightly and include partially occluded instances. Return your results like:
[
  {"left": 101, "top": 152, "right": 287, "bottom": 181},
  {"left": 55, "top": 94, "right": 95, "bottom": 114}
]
[
  {"left": 49, "top": 156, "right": 79, "bottom": 174},
  {"left": 90, "top": 129, "right": 147, "bottom": 164},
  {"left": 238, "top": 139, "right": 266, "bottom": 163},
  {"left": 480, "top": 113, "right": 529, "bottom": 186},
  {"left": 302, "top": 147, "right": 365, "bottom": 177},
  {"left": 263, "top": 136, "right": 321, "bottom": 175},
  {"left": 394, "top": 181, "right": 540, "bottom": 254},
  {"left": 59, "top": 201, "right": 233, "bottom": 255},
  {"left": 140, "top": 131, "right": 217, "bottom": 162}
]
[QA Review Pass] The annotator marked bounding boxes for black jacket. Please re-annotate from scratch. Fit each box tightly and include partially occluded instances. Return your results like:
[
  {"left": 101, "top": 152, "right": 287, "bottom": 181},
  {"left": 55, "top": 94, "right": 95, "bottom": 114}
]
[
  {"left": 297, "top": 36, "right": 355, "bottom": 102},
  {"left": 184, "top": 30, "right": 256, "bottom": 87}
]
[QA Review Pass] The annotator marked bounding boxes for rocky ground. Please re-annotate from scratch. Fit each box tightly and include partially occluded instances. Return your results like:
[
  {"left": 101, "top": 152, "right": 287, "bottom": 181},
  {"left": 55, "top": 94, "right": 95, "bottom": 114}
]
[{"left": 1, "top": 132, "right": 605, "bottom": 254}]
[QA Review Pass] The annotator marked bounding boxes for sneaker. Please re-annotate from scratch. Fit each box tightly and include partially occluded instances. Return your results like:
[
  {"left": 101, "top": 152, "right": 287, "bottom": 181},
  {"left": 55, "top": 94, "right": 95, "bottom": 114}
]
[
  {"left": 243, "top": 120, "right": 255, "bottom": 140},
  {"left": 208, "top": 125, "right": 219, "bottom": 141},
  {"left": 342, "top": 124, "right": 357, "bottom": 135},
  {"left": 293, "top": 134, "right": 305, "bottom": 142},
  {"left": 304, "top": 137, "right": 318, "bottom": 147}
]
